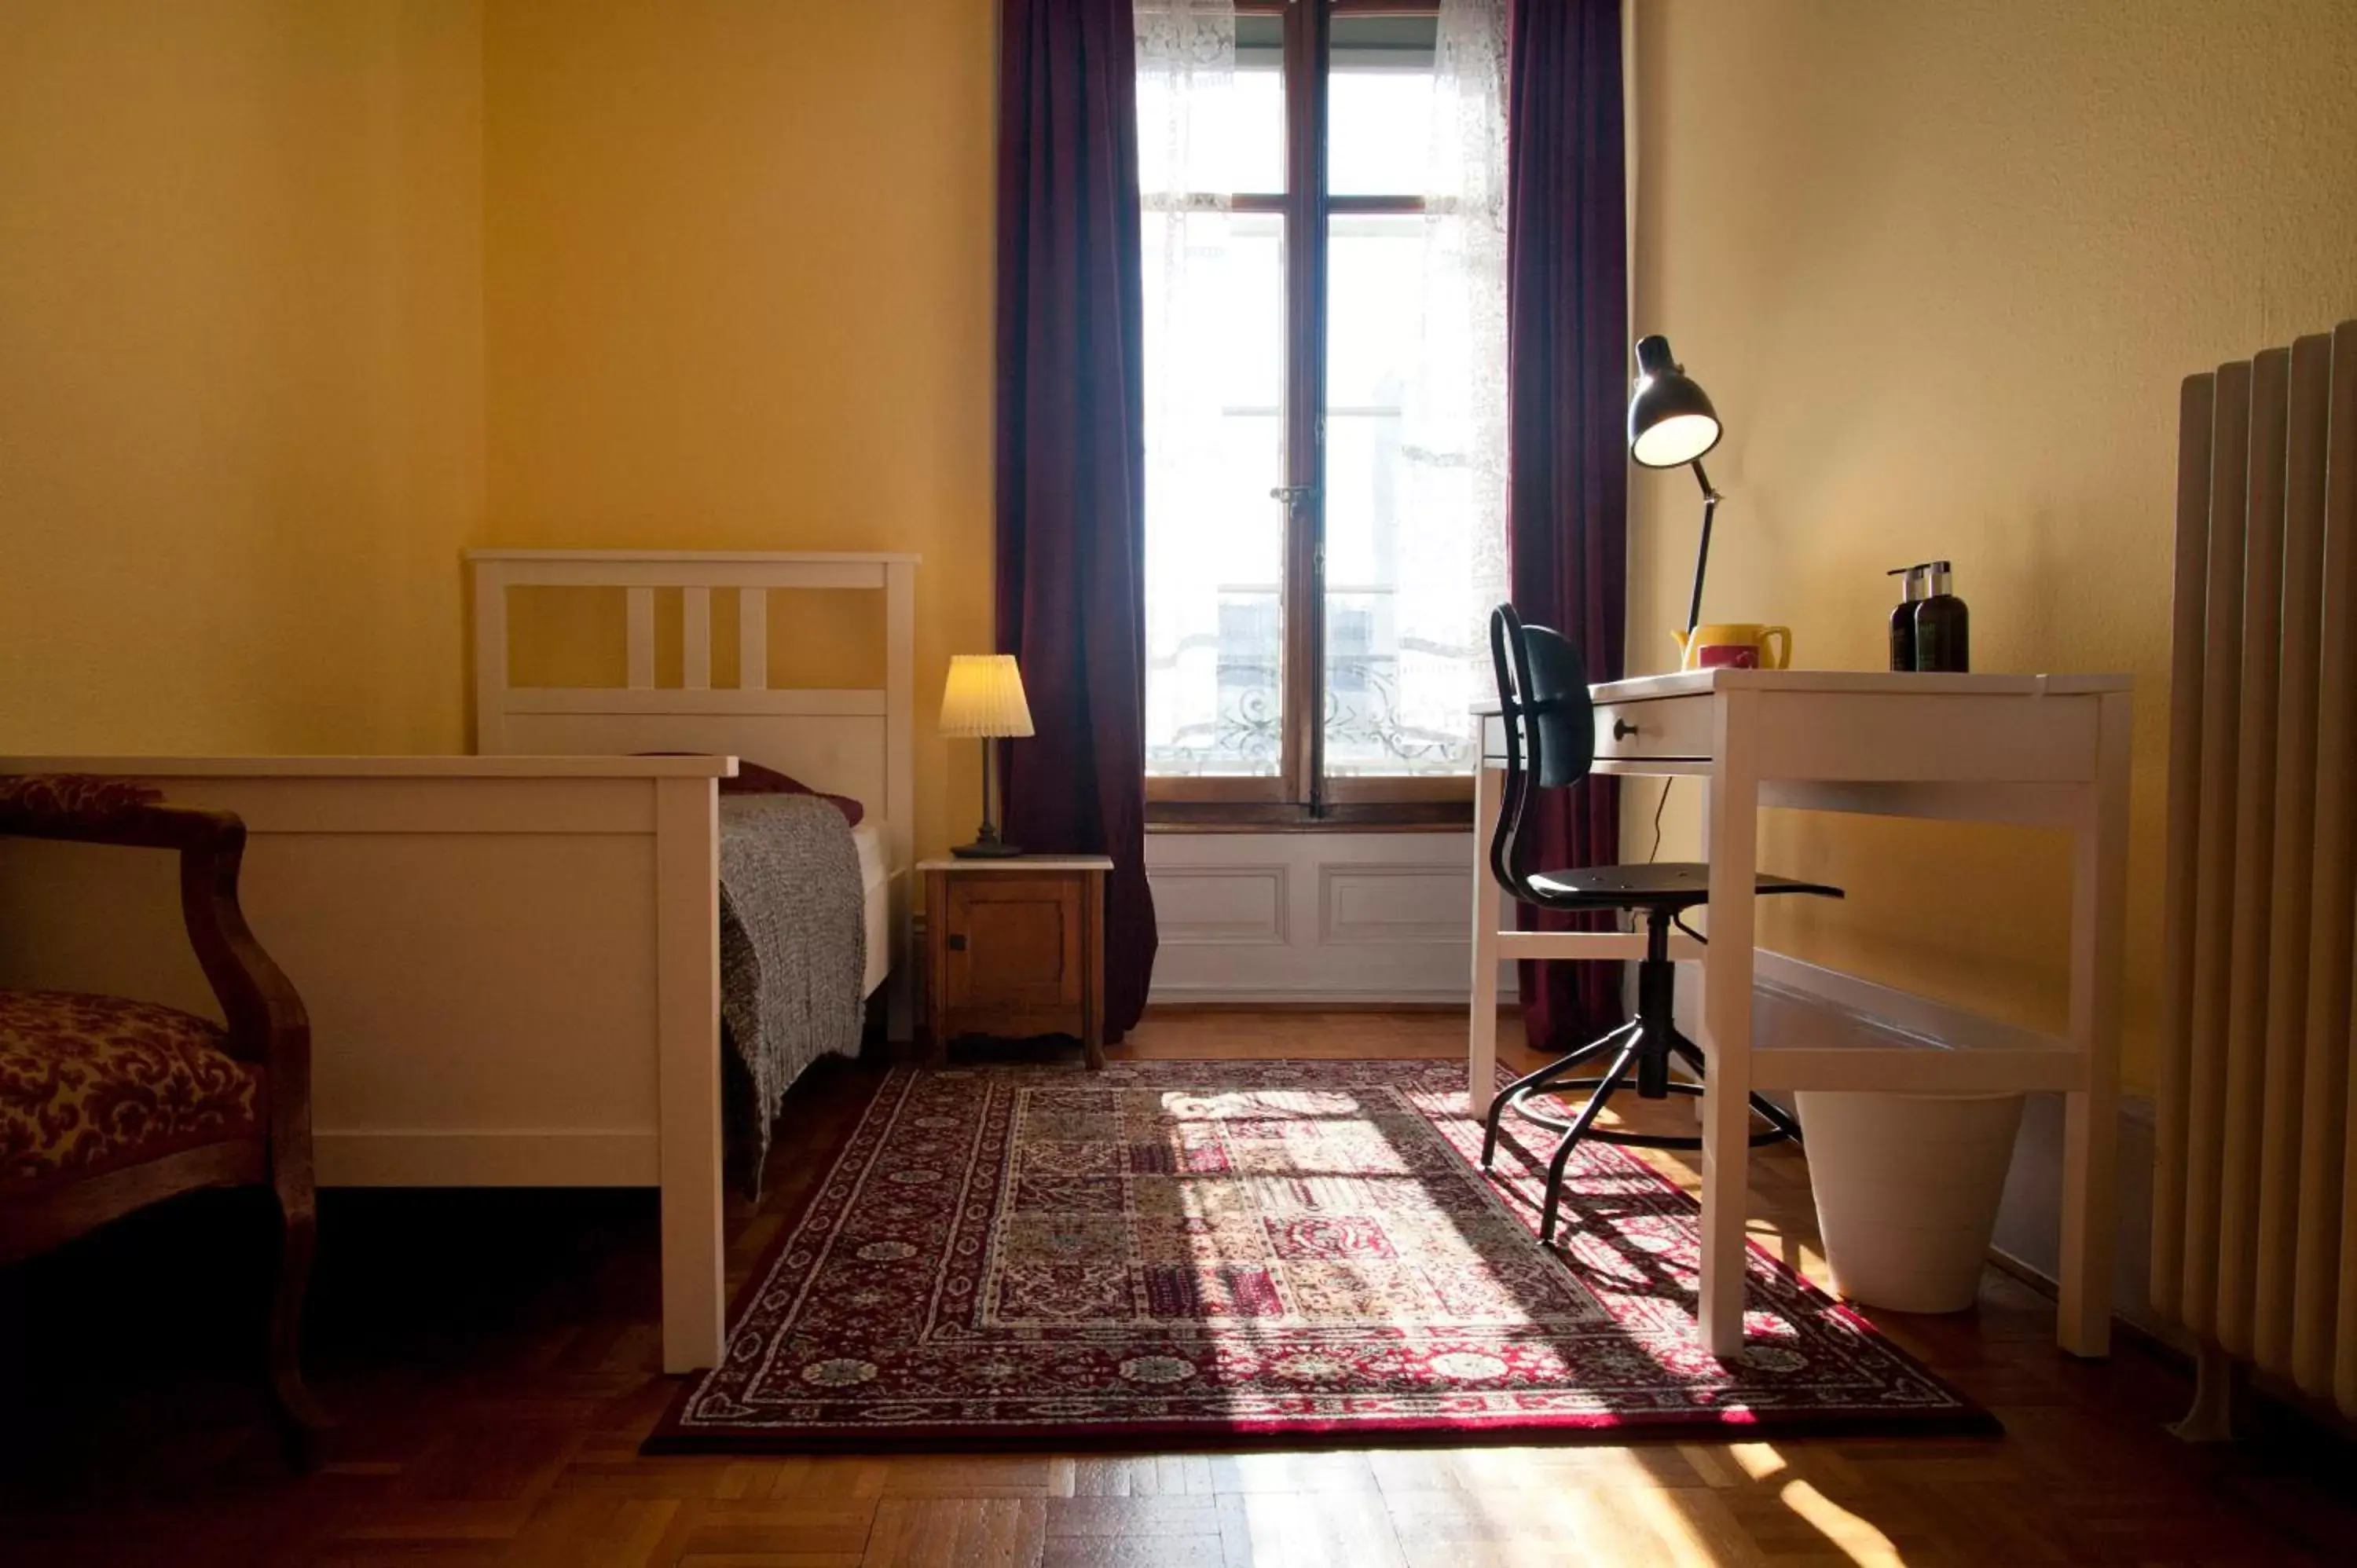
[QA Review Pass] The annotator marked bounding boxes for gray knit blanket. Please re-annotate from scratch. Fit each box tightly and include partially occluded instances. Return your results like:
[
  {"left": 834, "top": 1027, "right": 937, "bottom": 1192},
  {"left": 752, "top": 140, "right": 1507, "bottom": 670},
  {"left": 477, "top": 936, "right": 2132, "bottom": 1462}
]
[{"left": 717, "top": 794, "right": 867, "bottom": 1196}]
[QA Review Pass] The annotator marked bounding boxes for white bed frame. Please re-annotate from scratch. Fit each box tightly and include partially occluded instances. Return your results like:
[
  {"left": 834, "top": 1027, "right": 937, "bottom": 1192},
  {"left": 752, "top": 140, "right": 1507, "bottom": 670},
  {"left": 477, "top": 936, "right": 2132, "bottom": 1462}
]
[
  {"left": 471, "top": 548, "right": 918, "bottom": 1023},
  {"left": 472, "top": 549, "right": 915, "bottom": 908},
  {"left": 0, "top": 550, "right": 916, "bottom": 1375}
]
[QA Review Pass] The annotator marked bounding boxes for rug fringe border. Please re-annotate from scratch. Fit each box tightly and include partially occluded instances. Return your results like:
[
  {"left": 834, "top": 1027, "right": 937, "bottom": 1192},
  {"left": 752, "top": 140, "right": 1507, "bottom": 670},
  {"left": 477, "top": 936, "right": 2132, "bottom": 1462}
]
[{"left": 644, "top": 1405, "right": 2004, "bottom": 1454}]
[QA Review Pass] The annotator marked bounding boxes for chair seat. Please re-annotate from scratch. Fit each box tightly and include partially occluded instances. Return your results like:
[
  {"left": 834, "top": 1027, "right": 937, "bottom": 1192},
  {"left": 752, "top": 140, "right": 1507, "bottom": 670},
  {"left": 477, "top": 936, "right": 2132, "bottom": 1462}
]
[
  {"left": 0, "top": 989, "right": 262, "bottom": 1192},
  {"left": 1526, "top": 862, "right": 1842, "bottom": 909}
]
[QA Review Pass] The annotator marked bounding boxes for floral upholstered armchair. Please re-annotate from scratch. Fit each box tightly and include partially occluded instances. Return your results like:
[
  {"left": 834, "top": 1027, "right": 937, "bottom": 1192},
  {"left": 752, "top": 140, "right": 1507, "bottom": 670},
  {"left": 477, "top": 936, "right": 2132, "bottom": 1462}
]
[{"left": 0, "top": 775, "right": 328, "bottom": 1460}]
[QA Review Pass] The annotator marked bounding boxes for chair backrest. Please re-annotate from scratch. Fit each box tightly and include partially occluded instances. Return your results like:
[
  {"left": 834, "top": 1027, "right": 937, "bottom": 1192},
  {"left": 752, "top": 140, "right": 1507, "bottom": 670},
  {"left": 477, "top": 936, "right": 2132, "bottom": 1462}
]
[{"left": 1486, "top": 604, "right": 1596, "bottom": 895}]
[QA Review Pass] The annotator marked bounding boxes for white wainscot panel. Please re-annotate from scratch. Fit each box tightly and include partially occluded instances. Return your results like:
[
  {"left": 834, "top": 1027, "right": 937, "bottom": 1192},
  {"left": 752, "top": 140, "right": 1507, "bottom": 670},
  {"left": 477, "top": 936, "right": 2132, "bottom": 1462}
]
[
  {"left": 1321, "top": 864, "right": 1472, "bottom": 945},
  {"left": 1146, "top": 832, "right": 1488, "bottom": 1005},
  {"left": 1153, "top": 864, "right": 1288, "bottom": 946}
]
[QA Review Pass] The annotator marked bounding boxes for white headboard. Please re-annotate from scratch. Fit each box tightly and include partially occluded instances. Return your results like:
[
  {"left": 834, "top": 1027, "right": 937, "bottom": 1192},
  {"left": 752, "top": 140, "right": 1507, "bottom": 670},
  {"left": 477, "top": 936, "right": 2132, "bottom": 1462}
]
[{"left": 467, "top": 548, "right": 917, "bottom": 877}]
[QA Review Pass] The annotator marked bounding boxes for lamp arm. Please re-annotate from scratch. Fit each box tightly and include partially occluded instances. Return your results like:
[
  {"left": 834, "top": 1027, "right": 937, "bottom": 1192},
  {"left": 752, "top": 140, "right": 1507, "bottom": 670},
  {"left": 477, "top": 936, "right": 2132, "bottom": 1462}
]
[{"left": 1684, "top": 457, "right": 1725, "bottom": 639}]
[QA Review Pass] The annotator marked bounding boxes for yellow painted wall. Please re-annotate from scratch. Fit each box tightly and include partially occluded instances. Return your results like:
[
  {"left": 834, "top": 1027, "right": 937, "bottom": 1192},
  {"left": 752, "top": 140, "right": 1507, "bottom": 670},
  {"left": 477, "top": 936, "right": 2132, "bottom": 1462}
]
[
  {"left": 1, "top": 0, "right": 993, "bottom": 866},
  {"left": 1628, "top": 0, "right": 2357, "bottom": 1087},
  {"left": 0, "top": 0, "right": 485, "bottom": 753},
  {"left": 482, "top": 0, "right": 998, "bottom": 866},
  {"left": 20, "top": 0, "right": 2348, "bottom": 981}
]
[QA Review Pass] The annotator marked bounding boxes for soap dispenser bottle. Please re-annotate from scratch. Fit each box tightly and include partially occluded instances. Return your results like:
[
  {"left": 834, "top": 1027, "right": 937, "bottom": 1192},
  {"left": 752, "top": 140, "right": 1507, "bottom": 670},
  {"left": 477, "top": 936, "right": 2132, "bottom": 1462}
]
[
  {"left": 1887, "top": 566, "right": 1928, "bottom": 672},
  {"left": 1912, "top": 560, "right": 1970, "bottom": 672}
]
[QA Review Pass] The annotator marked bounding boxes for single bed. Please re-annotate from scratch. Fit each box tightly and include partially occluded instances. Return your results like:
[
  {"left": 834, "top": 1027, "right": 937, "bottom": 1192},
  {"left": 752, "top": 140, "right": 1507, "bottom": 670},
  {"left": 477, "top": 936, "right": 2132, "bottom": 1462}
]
[
  {"left": 470, "top": 547, "right": 917, "bottom": 1040},
  {"left": 469, "top": 550, "right": 915, "bottom": 1194},
  {"left": 0, "top": 549, "right": 916, "bottom": 1374}
]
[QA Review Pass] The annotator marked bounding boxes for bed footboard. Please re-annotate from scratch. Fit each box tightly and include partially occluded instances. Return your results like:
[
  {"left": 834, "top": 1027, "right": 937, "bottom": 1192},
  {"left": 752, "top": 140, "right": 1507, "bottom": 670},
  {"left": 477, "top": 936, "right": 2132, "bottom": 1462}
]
[{"left": 0, "top": 755, "right": 733, "bottom": 1373}]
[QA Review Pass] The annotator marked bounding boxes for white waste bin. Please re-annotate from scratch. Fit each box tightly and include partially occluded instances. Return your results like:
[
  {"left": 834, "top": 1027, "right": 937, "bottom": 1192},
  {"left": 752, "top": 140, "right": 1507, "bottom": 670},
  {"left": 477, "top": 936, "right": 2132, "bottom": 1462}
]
[{"left": 1794, "top": 1090, "right": 2025, "bottom": 1313}]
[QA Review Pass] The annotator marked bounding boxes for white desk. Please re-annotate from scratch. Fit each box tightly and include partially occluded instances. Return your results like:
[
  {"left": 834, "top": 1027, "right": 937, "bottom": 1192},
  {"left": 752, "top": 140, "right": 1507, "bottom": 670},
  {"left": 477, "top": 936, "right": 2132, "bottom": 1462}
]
[{"left": 1468, "top": 668, "right": 2131, "bottom": 1360}]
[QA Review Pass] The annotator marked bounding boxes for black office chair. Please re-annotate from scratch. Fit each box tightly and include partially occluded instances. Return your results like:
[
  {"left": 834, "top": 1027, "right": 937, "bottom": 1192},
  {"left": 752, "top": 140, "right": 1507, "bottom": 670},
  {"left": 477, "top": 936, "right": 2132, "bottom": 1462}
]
[{"left": 1482, "top": 603, "right": 1842, "bottom": 1244}]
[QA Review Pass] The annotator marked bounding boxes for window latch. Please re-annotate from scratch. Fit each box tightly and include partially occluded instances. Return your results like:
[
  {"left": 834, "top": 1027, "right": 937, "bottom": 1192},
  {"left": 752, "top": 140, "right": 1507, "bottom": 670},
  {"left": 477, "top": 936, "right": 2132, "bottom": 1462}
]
[{"left": 1269, "top": 485, "right": 1318, "bottom": 508}]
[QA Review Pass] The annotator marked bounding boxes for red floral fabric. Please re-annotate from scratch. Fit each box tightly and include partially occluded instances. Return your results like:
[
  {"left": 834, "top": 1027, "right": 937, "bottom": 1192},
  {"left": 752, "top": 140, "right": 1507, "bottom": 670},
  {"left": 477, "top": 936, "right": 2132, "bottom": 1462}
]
[
  {"left": 0, "top": 774, "right": 163, "bottom": 828},
  {"left": 0, "top": 990, "right": 260, "bottom": 1191}
]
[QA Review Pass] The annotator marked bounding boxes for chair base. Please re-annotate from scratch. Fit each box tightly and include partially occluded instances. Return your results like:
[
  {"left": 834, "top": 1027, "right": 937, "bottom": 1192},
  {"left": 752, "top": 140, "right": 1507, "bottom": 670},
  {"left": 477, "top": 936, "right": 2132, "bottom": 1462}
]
[{"left": 1481, "top": 914, "right": 1802, "bottom": 1244}]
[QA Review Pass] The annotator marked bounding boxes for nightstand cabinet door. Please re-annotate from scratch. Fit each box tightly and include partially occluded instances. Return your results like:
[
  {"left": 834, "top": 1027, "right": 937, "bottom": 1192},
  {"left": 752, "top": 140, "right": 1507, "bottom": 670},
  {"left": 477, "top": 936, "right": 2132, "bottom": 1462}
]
[
  {"left": 922, "top": 859, "right": 1109, "bottom": 1071},
  {"left": 941, "top": 873, "right": 1083, "bottom": 1017}
]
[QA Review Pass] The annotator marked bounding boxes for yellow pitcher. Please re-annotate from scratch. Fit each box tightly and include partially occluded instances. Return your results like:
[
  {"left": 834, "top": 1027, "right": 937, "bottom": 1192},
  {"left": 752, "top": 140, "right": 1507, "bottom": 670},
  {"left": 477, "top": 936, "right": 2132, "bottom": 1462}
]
[{"left": 1670, "top": 622, "right": 1791, "bottom": 671}]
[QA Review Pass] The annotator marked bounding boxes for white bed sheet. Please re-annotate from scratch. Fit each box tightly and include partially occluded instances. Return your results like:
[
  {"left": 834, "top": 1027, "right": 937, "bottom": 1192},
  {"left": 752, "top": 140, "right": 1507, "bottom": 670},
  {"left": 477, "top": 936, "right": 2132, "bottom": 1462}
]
[{"left": 853, "top": 817, "right": 889, "bottom": 997}]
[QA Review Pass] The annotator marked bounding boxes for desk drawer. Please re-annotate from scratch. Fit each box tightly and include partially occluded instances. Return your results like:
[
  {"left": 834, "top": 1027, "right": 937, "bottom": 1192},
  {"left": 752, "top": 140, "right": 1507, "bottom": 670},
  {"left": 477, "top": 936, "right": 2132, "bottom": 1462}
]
[{"left": 1595, "top": 694, "right": 1712, "bottom": 760}]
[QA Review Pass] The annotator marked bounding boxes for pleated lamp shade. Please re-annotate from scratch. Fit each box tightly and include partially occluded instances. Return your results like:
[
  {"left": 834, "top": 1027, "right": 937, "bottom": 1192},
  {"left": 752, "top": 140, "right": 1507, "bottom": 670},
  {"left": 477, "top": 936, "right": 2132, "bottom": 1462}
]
[{"left": 939, "top": 654, "right": 1036, "bottom": 739}]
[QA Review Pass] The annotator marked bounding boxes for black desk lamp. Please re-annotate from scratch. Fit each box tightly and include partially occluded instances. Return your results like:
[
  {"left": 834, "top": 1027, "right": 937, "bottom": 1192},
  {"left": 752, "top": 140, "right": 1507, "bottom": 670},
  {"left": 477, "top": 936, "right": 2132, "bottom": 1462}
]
[{"left": 1627, "top": 334, "right": 1725, "bottom": 641}]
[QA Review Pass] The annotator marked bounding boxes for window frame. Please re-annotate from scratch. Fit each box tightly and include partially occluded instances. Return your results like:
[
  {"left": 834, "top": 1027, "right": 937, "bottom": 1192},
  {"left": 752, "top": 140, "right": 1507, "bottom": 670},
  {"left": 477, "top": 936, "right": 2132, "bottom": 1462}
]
[{"left": 1143, "top": 0, "right": 1473, "bottom": 830}]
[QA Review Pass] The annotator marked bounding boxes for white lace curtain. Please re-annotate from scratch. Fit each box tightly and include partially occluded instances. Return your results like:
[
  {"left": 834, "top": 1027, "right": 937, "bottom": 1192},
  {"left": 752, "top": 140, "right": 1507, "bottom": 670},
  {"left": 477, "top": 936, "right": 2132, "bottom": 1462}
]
[
  {"left": 1380, "top": 0, "right": 1510, "bottom": 774},
  {"left": 1137, "top": 0, "right": 1508, "bottom": 778},
  {"left": 1138, "top": 0, "right": 1268, "bottom": 775}
]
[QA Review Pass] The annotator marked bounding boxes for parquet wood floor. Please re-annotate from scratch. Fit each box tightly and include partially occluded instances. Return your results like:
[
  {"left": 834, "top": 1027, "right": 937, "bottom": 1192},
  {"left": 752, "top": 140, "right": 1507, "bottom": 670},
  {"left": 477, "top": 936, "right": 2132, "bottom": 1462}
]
[{"left": 2, "top": 1009, "right": 2352, "bottom": 1566}]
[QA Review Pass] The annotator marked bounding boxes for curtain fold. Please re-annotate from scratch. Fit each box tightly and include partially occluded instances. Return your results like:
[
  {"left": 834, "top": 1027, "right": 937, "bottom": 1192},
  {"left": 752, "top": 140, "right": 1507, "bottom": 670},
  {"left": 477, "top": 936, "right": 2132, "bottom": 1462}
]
[
  {"left": 995, "top": 0, "right": 1160, "bottom": 1039},
  {"left": 1505, "top": 0, "right": 1629, "bottom": 1046}
]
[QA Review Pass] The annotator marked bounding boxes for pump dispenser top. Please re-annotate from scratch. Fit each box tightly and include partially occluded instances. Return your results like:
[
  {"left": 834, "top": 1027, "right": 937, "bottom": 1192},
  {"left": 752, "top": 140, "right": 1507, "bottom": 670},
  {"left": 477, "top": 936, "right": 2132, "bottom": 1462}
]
[{"left": 1887, "top": 565, "right": 1928, "bottom": 672}]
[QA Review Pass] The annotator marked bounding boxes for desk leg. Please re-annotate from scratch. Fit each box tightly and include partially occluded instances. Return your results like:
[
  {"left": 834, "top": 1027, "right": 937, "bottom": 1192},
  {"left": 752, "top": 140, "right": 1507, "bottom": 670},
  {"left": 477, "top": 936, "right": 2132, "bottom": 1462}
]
[
  {"left": 1468, "top": 761, "right": 1503, "bottom": 1116},
  {"left": 1698, "top": 702, "right": 1761, "bottom": 1361},
  {"left": 2060, "top": 691, "right": 2130, "bottom": 1357}
]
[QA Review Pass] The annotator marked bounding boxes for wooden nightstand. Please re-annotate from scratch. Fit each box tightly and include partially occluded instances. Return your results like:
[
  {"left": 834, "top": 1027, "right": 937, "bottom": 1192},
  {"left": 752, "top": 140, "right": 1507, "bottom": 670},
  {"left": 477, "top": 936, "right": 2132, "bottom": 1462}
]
[{"left": 919, "top": 855, "right": 1113, "bottom": 1070}]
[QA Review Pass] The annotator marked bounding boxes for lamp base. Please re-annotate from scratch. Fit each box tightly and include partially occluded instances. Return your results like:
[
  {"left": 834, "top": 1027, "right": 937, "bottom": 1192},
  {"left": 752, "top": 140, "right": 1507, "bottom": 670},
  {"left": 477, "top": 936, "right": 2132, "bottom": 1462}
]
[{"left": 952, "top": 819, "right": 1024, "bottom": 859}]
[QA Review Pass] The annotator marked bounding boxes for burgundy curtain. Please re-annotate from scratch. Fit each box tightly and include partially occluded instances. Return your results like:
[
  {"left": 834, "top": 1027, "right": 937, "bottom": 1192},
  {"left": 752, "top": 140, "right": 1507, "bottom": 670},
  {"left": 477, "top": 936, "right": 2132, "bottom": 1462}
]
[
  {"left": 1506, "top": 0, "right": 1629, "bottom": 1046},
  {"left": 993, "top": 0, "right": 1158, "bottom": 1040}
]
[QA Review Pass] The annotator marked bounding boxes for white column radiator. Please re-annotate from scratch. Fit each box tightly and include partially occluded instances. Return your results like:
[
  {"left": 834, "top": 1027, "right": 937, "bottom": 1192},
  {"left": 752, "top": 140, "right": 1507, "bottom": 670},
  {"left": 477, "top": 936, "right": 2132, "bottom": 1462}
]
[{"left": 2155, "top": 319, "right": 2357, "bottom": 1427}]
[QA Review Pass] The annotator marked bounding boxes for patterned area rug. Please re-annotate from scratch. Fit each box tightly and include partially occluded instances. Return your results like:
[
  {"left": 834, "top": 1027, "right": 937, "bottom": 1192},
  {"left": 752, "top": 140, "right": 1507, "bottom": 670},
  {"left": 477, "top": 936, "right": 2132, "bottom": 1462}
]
[{"left": 649, "top": 1060, "right": 1992, "bottom": 1450}]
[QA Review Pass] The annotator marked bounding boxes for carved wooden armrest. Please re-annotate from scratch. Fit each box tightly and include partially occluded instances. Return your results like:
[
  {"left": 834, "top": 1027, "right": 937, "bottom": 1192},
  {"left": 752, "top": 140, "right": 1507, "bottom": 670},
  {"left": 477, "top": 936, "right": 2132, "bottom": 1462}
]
[{"left": 0, "top": 776, "right": 312, "bottom": 1167}]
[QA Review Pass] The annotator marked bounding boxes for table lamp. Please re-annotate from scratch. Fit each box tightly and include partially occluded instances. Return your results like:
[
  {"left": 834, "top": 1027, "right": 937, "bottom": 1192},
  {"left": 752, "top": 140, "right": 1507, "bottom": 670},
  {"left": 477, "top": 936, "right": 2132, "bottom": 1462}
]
[
  {"left": 940, "top": 654, "right": 1034, "bottom": 858},
  {"left": 1626, "top": 333, "right": 1725, "bottom": 643}
]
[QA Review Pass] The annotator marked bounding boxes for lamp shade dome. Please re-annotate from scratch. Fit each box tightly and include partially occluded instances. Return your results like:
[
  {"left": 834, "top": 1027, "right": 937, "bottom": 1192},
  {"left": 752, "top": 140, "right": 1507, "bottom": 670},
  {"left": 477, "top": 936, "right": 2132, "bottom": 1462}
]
[
  {"left": 1627, "top": 334, "right": 1722, "bottom": 468},
  {"left": 939, "top": 654, "right": 1036, "bottom": 738}
]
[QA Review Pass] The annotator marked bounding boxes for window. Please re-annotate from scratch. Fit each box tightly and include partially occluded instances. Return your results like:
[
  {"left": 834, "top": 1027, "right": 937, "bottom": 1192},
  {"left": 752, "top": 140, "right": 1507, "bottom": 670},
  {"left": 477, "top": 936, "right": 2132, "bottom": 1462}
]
[{"left": 1139, "top": 0, "right": 1507, "bottom": 823}]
